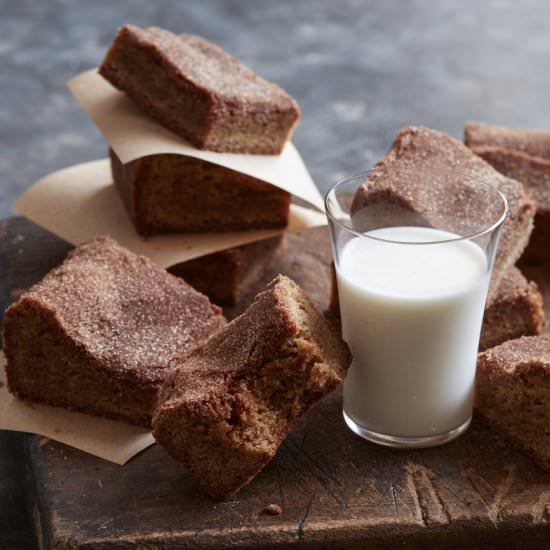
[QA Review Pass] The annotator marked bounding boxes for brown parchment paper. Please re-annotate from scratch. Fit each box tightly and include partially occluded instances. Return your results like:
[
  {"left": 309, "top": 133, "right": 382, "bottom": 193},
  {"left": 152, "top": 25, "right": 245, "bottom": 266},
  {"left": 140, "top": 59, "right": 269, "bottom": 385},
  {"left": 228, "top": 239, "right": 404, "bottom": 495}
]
[
  {"left": 14, "top": 159, "right": 327, "bottom": 267},
  {"left": 0, "top": 354, "right": 154, "bottom": 465},
  {"left": 68, "top": 69, "right": 325, "bottom": 211}
]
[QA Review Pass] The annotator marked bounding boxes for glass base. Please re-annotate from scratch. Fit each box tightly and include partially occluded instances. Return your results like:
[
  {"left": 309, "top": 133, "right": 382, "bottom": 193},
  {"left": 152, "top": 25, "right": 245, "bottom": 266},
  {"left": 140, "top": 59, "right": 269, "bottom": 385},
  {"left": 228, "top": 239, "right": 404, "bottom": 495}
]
[{"left": 343, "top": 411, "right": 472, "bottom": 449}]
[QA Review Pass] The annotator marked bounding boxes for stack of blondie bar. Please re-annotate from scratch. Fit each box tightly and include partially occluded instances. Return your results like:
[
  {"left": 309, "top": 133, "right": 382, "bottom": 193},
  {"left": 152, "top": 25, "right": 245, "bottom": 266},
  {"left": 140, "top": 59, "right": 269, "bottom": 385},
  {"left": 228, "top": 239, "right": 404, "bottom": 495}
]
[
  {"left": 4, "top": 25, "right": 353, "bottom": 499},
  {"left": 100, "top": 25, "right": 305, "bottom": 305}
]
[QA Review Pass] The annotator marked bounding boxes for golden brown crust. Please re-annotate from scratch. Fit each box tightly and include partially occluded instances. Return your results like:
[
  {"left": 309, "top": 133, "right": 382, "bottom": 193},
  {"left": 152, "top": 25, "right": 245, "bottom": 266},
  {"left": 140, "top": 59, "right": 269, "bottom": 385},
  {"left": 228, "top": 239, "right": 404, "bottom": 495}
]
[
  {"left": 479, "top": 334, "right": 550, "bottom": 369},
  {"left": 110, "top": 149, "right": 291, "bottom": 236},
  {"left": 3, "top": 236, "right": 226, "bottom": 426},
  {"left": 99, "top": 25, "right": 300, "bottom": 154},
  {"left": 152, "top": 275, "right": 351, "bottom": 499}
]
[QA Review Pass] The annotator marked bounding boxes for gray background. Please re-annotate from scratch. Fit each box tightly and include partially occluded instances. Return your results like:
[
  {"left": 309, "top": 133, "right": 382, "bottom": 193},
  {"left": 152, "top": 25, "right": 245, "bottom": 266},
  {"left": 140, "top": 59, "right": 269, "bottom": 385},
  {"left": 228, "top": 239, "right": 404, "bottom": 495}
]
[
  {"left": 2, "top": 0, "right": 550, "bottom": 219},
  {"left": 2, "top": 1, "right": 550, "bottom": 548}
]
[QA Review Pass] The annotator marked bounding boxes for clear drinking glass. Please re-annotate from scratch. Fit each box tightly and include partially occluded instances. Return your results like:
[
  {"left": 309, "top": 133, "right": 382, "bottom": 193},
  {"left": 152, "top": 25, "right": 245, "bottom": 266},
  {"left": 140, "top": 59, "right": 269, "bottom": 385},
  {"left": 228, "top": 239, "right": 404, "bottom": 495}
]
[{"left": 325, "top": 171, "right": 508, "bottom": 449}]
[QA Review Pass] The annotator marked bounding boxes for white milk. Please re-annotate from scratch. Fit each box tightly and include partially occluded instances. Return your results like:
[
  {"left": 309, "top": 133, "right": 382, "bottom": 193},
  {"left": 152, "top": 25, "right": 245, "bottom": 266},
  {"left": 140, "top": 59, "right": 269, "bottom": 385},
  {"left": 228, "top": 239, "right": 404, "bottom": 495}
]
[{"left": 337, "top": 226, "right": 489, "bottom": 439}]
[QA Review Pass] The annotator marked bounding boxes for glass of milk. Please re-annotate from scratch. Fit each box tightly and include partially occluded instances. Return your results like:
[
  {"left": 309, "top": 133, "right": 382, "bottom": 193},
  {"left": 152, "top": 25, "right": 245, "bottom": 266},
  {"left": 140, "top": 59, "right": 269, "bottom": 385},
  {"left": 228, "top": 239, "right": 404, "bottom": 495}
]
[{"left": 325, "top": 171, "right": 508, "bottom": 448}]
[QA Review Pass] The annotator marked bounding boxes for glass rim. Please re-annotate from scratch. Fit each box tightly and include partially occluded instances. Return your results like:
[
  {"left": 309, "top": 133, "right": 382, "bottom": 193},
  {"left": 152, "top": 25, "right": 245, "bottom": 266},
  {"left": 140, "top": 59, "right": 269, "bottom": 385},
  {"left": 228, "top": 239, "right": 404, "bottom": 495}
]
[{"left": 324, "top": 169, "right": 509, "bottom": 245}]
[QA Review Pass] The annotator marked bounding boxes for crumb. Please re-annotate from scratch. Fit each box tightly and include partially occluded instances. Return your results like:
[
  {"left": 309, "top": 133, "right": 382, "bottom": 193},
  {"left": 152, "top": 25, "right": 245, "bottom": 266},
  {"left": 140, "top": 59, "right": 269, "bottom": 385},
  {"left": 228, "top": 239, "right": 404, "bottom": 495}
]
[{"left": 264, "top": 503, "right": 282, "bottom": 515}]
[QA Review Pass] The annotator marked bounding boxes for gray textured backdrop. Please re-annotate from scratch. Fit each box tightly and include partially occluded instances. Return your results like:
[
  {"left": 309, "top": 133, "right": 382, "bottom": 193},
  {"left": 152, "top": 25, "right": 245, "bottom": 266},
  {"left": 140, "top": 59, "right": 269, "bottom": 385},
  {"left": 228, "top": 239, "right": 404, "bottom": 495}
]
[{"left": 2, "top": 0, "right": 550, "bottom": 215}]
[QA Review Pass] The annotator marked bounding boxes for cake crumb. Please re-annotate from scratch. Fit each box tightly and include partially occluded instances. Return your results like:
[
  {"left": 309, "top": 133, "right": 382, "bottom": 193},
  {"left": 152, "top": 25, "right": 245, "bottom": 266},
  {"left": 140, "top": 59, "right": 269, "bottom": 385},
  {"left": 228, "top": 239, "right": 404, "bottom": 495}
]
[{"left": 264, "top": 503, "right": 282, "bottom": 515}]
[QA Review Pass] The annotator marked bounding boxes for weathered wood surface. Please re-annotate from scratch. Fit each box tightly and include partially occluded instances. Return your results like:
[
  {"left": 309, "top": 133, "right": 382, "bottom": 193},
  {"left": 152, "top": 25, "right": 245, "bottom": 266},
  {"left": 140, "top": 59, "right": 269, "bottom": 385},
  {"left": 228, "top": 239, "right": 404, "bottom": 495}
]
[
  {"left": 0, "top": 433, "right": 35, "bottom": 550},
  {"left": 2, "top": 217, "right": 550, "bottom": 549}
]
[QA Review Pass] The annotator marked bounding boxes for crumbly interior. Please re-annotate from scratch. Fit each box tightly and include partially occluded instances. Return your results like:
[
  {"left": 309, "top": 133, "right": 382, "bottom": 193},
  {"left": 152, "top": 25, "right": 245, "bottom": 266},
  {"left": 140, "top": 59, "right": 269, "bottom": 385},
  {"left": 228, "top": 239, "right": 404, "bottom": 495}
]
[
  {"left": 204, "top": 111, "right": 299, "bottom": 155},
  {"left": 137, "top": 156, "right": 290, "bottom": 235},
  {"left": 154, "top": 279, "right": 348, "bottom": 499},
  {"left": 164, "top": 341, "right": 334, "bottom": 498},
  {"left": 101, "top": 36, "right": 212, "bottom": 147},
  {"left": 170, "top": 252, "right": 241, "bottom": 305},
  {"left": 6, "top": 301, "right": 157, "bottom": 426},
  {"left": 170, "top": 237, "right": 283, "bottom": 305},
  {"left": 476, "top": 360, "right": 550, "bottom": 470}
]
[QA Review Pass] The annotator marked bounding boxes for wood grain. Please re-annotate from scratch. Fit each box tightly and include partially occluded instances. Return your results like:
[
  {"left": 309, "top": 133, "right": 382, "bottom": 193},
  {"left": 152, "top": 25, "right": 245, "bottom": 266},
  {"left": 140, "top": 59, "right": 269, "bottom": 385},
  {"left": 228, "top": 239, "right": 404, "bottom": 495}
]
[{"left": 2, "top": 217, "right": 550, "bottom": 549}]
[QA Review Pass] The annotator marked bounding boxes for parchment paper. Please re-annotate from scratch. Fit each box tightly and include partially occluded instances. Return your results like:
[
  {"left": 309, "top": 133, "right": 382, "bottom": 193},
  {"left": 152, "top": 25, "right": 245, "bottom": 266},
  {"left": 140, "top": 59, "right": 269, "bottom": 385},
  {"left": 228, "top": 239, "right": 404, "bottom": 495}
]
[
  {"left": 0, "top": 354, "right": 154, "bottom": 465},
  {"left": 68, "top": 69, "right": 325, "bottom": 211},
  {"left": 14, "top": 159, "right": 327, "bottom": 267}
]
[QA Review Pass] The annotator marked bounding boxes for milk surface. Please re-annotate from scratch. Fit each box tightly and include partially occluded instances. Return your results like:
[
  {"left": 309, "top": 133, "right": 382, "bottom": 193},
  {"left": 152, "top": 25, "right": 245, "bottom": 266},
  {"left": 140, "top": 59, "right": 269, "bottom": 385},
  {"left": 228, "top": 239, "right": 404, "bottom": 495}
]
[{"left": 337, "top": 226, "right": 489, "bottom": 438}]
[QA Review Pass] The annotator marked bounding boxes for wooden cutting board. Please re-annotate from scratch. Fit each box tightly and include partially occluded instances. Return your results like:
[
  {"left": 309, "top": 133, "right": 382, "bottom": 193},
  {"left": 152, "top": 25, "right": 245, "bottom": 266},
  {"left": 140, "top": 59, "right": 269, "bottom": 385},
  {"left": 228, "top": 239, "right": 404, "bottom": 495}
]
[{"left": 2, "top": 217, "right": 550, "bottom": 549}]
